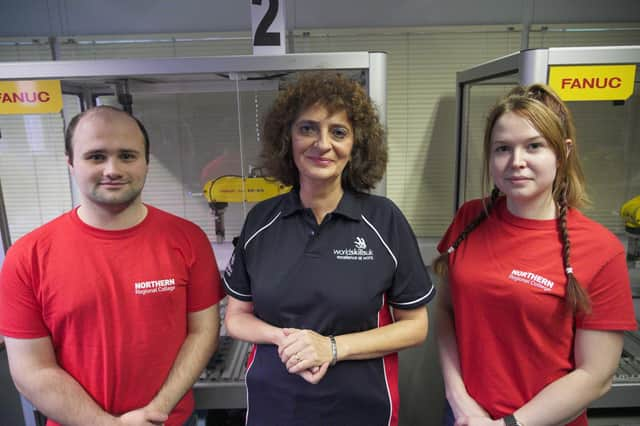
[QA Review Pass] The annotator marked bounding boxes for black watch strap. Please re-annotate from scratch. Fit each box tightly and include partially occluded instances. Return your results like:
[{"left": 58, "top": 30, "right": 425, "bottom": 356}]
[{"left": 503, "top": 414, "right": 522, "bottom": 426}]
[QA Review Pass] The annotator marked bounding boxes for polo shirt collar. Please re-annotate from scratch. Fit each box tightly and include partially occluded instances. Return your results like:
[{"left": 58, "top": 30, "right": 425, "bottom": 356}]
[
  {"left": 281, "top": 188, "right": 362, "bottom": 221},
  {"left": 281, "top": 190, "right": 304, "bottom": 217},
  {"left": 334, "top": 189, "right": 362, "bottom": 221}
]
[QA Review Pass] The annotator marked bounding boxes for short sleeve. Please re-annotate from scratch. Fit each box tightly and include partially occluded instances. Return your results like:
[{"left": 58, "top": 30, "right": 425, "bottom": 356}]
[
  {"left": 187, "top": 226, "right": 225, "bottom": 311},
  {"left": 0, "top": 243, "right": 50, "bottom": 338},
  {"left": 576, "top": 251, "right": 637, "bottom": 331},
  {"left": 222, "top": 223, "right": 253, "bottom": 302},
  {"left": 386, "top": 203, "right": 435, "bottom": 309}
]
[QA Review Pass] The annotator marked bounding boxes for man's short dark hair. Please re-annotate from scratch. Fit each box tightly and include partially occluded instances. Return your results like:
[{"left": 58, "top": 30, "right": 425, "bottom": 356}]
[{"left": 64, "top": 105, "right": 150, "bottom": 164}]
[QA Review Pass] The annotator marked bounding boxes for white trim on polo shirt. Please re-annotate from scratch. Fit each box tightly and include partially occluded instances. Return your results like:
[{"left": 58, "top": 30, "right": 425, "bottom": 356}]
[
  {"left": 223, "top": 275, "right": 252, "bottom": 298},
  {"left": 244, "top": 211, "right": 282, "bottom": 250},
  {"left": 391, "top": 285, "right": 435, "bottom": 306},
  {"left": 361, "top": 214, "right": 398, "bottom": 269}
]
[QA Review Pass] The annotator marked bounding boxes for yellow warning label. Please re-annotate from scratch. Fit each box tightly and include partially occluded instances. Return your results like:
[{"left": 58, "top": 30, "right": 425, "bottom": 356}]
[
  {"left": 0, "top": 80, "right": 63, "bottom": 114},
  {"left": 549, "top": 65, "right": 636, "bottom": 101}
]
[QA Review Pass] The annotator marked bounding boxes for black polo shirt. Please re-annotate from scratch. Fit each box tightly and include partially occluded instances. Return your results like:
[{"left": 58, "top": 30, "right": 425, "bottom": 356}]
[{"left": 223, "top": 189, "right": 434, "bottom": 426}]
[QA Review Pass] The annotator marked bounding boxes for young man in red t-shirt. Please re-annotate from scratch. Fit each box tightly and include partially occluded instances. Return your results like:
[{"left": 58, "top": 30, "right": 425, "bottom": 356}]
[{"left": 0, "top": 106, "right": 224, "bottom": 426}]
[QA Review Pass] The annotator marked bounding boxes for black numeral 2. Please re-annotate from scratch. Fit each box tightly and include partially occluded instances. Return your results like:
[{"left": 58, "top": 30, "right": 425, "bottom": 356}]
[{"left": 252, "top": 0, "right": 280, "bottom": 46}]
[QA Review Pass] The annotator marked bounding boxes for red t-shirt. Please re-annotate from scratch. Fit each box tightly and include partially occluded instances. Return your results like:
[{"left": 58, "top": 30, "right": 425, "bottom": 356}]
[
  {"left": 438, "top": 198, "right": 637, "bottom": 425},
  {"left": 0, "top": 205, "right": 224, "bottom": 426}
]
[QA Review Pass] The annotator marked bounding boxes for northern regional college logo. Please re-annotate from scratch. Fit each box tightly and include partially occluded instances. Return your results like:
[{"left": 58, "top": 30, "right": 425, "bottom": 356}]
[
  {"left": 333, "top": 237, "right": 374, "bottom": 261},
  {"left": 134, "top": 278, "right": 177, "bottom": 295},
  {"left": 508, "top": 269, "right": 555, "bottom": 292}
]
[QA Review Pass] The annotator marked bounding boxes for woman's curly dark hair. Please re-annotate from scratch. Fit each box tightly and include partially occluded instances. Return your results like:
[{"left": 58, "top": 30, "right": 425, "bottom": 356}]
[{"left": 261, "top": 72, "right": 387, "bottom": 192}]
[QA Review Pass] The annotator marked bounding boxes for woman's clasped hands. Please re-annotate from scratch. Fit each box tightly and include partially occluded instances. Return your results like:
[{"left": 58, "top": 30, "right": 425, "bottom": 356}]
[{"left": 277, "top": 328, "right": 333, "bottom": 384}]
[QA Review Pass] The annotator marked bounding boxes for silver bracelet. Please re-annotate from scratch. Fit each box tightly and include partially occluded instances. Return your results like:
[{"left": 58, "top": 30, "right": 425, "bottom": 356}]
[{"left": 329, "top": 335, "right": 338, "bottom": 366}]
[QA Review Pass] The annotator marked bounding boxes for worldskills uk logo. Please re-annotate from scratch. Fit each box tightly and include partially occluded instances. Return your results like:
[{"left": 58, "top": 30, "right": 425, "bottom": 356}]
[{"left": 333, "top": 237, "right": 374, "bottom": 261}]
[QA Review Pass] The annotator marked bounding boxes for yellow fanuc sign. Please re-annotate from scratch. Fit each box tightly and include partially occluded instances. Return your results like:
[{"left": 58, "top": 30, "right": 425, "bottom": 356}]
[
  {"left": 0, "top": 80, "right": 63, "bottom": 114},
  {"left": 549, "top": 65, "right": 636, "bottom": 101}
]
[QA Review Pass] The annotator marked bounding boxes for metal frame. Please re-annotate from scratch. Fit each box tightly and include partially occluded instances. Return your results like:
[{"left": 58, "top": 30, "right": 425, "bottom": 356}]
[
  {"left": 0, "top": 51, "right": 386, "bottom": 126},
  {"left": 0, "top": 179, "right": 10, "bottom": 255},
  {"left": 454, "top": 45, "right": 640, "bottom": 211},
  {"left": 0, "top": 52, "right": 383, "bottom": 81}
]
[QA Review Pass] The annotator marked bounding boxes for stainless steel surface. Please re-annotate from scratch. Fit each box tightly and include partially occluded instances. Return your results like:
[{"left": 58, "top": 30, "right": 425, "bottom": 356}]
[
  {"left": 368, "top": 51, "right": 388, "bottom": 197},
  {"left": 0, "top": 52, "right": 377, "bottom": 80},
  {"left": 456, "top": 50, "right": 520, "bottom": 87},
  {"left": 630, "top": 268, "right": 640, "bottom": 298},
  {"left": 624, "top": 330, "right": 640, "bottom": 359},
  {"left": 547, "top": 46, "right": 640, "bottom": 66},
  {"left": 194, "top": 336, "right": 251, "bottom": 410},
  {"left": 592, "top": 329, "right": 640, "bottom": 409},
  {"left": 592, "top": 381, "right": 640, "bottom": 409},
  {"left": 519, "top": 48, "right": 550, "bottom": 85}
]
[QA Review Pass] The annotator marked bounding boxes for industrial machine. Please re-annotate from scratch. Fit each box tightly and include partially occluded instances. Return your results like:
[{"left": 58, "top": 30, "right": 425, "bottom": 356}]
[
  {"left": 203, "top": 172, "right": 291, "bottom": 243},
  {"left": 622, "top": 195, "right": 640, "bottom": 268}
]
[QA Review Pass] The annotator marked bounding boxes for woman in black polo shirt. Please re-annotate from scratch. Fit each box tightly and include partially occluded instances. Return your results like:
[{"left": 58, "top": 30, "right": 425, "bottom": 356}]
[{"left": 223, "top": 72, "right": 435, "bottom": 426}]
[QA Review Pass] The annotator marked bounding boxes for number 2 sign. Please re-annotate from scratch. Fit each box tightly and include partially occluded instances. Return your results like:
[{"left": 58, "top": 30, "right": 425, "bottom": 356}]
[{"left": 250, "top": 0, "right": 286, "bottom": 55}]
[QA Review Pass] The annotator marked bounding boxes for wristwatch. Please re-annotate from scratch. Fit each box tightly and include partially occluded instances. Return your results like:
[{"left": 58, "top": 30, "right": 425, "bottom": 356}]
[{"left": 503, "top": 414, "right": 524, "bottom": 426}]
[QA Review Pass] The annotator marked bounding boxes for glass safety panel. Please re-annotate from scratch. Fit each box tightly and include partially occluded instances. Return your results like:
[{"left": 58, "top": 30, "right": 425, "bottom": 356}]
[
  {"left": 0, "top": 92, "right": 80, "bottom": 244},
  {"left": 0, "top": 65, "right": 374, "bottom": 272},
  {"left": 566, "top": 80, "right": 640, "bottom": 234},
  {"left": 565, "top": 74, "right": 640, "bottom": 306},
  {"left": 460, "top": 75, "right": 520, "bottom": 203},
  {"left": 460, "top": 68, "right": 640, "bottom": 237},
  {"left": 95, "top": 75, "right": 284, "bottom": 269}
]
